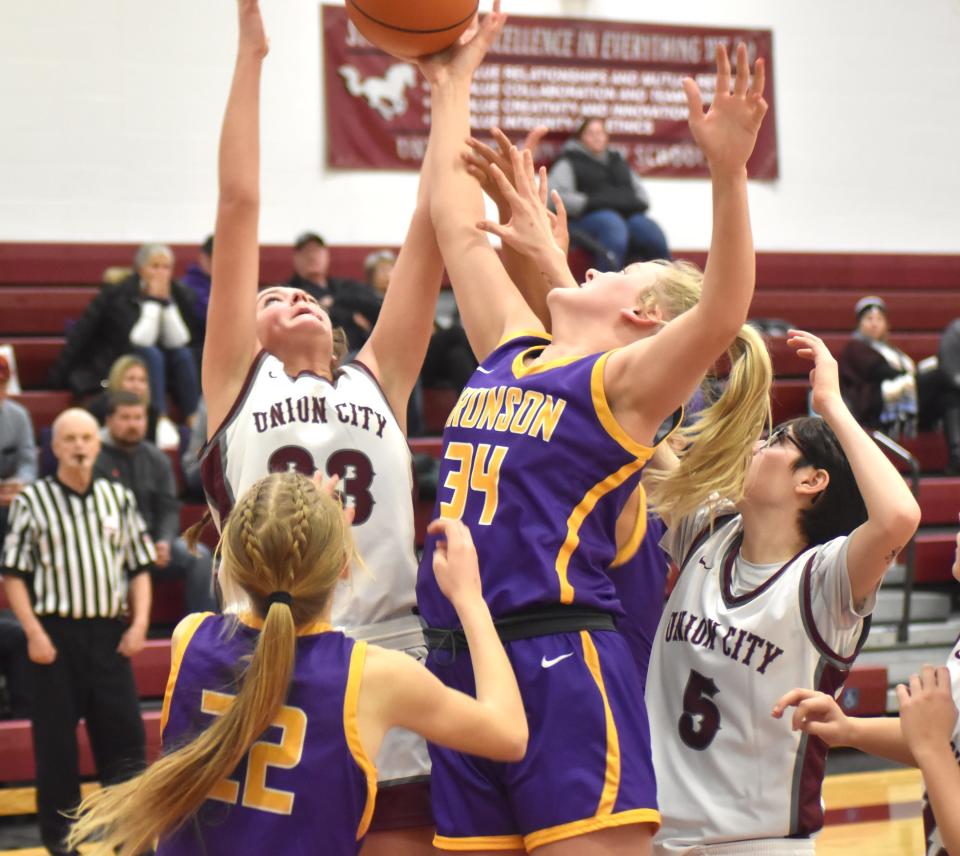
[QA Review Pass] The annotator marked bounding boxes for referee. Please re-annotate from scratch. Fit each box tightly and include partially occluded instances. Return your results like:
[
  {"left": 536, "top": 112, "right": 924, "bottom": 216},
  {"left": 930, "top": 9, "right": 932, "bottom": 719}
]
[{"left": 1, "top": 408, "right": 155, "bottom": 856}]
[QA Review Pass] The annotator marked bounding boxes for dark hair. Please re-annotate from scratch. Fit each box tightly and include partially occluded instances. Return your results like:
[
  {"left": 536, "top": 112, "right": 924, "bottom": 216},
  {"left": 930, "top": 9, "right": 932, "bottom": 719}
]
[
  {"left": 575, "top": 116, "right": 605, "bottom": 139},
  {"left": 784, "top": 416, "right": 867, "bottom": 547},
  {"left": 201, "top": 235, "right": 214, "bottom": 256},
  {"left": 106, "top": 389, "right": 146, "bottom": 417}
]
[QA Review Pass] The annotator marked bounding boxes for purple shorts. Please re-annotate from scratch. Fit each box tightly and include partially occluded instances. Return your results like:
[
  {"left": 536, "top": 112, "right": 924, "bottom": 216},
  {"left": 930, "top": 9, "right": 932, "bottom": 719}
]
[{"left": 427, "top": 629, "right": 660, "bottom": 851}]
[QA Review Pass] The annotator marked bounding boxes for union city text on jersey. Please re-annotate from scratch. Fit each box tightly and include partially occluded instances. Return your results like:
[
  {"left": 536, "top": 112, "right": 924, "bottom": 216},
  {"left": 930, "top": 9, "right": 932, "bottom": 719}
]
[
  {"left": 252, "top": 395, "right": 388, "bottom": 438},
  {"left": 663, "top": 609, "right": 785, "bottom": 675}
]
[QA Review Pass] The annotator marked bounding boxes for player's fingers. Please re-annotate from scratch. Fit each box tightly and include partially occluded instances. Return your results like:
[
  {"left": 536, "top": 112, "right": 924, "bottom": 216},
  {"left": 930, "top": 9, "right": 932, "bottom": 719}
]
[
  {"left": 909, "top": 672, "right": 922, "bottom": 697},
  {"left": 772, "top": 687, "right": 817, "bottom": 716},
  {"left": 523, "top": 124, "right": 549, "bottom": 151},
  {"left": 749, "top": 56, "right": 766, "bottom": 99},
  {"left": 919, "top": 664, "right": 937, "bottom": 691},
  {"left": 476, "top": 220, "right": 511, "bottom": 241},
  {"left": 489, "top": 163, "right": 522, "bottom": 203},
  {"left": 895, "top": 682, "right": 910, "bottom": 707},
  {"left": 538, "top": 165, "right": 549, "bottom": 205},
  {"left": 733, "top": 42, "right": 749, "bottom": 96},
  {"left": 466, "top": 136, "right": 500, "bottom": 166},
  {"left": 682, "top": 78, "right": 704, "bottom": 122},
  {"left": 491, "top": 126, "right": 513, "bottom": 155},
  {"left": 715, "top": 43, "right": 731, "bottom": 95}
]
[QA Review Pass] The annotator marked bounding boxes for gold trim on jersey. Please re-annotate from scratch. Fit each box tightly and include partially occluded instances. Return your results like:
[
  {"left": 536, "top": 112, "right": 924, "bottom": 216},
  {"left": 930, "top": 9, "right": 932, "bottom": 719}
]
[
  {"left": 610, "top": 485, "right": 648, "bottom": 569},
  {"left": 590, "top": 352, "right": 659, "bottom": 460},
  {"left": 160, "top": 612, "right": 213, "bottom": 738},
  {"left": 344, "top": 640, "right": 378, "bottom": 841},
  {"left": 511, "top": 346, "right": 582, "bottom": 380},
  {"left": 496, "top": 328, "right": 552, "bottom": 349},
  {"left": 433, "top": 832, "right": 527, "bottom": 851},
  {"left": 581, "top": 631, "right": 620, "bottom": 815},
  {"left": 555, "top": 458, "right": 646, "bottom": 603},
  {"left": 522, "top": 808, "right": 661, "bottom": 851},
  {"left": 237, "top": 613, "right": 333, "bottom": 636}
]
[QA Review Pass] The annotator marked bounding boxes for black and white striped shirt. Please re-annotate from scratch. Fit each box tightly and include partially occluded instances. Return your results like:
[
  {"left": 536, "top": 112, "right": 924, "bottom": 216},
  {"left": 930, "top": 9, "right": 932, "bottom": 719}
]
[{"left": 1, "top": 476, "right": 156, "bottom": 619}]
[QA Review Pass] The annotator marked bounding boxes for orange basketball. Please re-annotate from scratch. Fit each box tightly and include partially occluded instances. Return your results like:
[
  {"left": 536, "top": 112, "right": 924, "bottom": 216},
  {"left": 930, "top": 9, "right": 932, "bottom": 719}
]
[{"left": 346, "top": 0, "right": 479, "bottom": 59}]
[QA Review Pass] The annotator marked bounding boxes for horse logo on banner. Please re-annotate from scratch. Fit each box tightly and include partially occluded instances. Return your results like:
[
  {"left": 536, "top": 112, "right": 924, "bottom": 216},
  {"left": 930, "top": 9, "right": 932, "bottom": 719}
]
[{"left": 338, "top": 63, "right": 416, "bottom": 121}]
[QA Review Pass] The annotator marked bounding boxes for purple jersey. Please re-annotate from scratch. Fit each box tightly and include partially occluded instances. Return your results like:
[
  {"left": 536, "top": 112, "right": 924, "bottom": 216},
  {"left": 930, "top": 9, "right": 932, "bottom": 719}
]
[
  {"left": 608, "top": 505, "right": 669, "bottom": 690},
  {"left": 158, "top": 613, "right": 376, "bottom": 856},
  {"left": 417, "top": 334, "right": 674, "bottom": 627}
]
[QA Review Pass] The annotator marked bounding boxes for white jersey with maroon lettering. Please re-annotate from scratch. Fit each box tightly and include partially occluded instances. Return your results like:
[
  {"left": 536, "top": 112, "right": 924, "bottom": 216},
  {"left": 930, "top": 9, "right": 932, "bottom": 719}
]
[
  {"left": 200, "top": 352, "right": 418, "bottom": 630},
  {"left": 646, "top": 513, "right": 870, "bottom": 855},
  {"left": 923, "top": 634, "right": 960, "bottom": 856}
]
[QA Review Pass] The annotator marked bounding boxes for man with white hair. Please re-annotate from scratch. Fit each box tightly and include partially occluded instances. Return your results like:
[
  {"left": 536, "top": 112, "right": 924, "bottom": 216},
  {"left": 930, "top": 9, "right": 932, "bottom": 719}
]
[{"left": 2, "top": 408, "right": 155, "bottom": 856}]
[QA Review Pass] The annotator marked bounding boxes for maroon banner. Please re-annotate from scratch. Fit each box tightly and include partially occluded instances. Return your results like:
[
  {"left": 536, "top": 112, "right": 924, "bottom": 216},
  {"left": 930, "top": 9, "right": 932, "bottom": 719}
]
[{"left": 323, "top": 6, "right": 777, "bottom": 179}]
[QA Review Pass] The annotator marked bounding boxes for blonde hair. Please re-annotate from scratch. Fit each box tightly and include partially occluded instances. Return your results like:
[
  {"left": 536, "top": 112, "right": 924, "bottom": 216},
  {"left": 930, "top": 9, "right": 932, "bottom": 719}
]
[
  {"left": 107, "top": 354, "right": 150, "bottom": 406},
  {"left": 67, "top": 472, "right": 353, "bottom": 855},
  {"left": 645, "top": 323, "right": 773, "bottom": 520},
  {"left": 625, "top": 260, "right": 773, "bottom": 521}
]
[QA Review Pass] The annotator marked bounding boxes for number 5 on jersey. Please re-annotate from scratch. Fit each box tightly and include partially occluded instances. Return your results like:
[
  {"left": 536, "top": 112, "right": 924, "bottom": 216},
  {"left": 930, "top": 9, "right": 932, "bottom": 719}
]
[{"left": 441, "top": 442, "right": 508, "bottom": 525}]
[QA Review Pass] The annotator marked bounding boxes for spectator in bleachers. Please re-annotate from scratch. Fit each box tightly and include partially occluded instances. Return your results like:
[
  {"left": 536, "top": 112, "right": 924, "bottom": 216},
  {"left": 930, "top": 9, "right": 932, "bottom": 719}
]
[
  {"left": 0, "top": 354, "right": 36, "bottom": 540},
  {"left": 286, "top": 232, "right": 381, "bottom": 352},
  {"left": 2, "top": 407, "right": 152, "bottom": 856},
  {"left": 85, "top": 354, "right": 177, "bottom": 450},
  {"left": 48, "top": 244, "right": 201, "bottom": 428},
  {"left": 179, "top": 234, "right": 213, "bottom": 324},
  {"left": 94, "top": 391, "right": 215, "bottom": 615},
  {"left": 932, "top": 317, "right": 960, "bottom": 474},
  {"left": 548, "top": 116, "right": 670, "bottom": 271},
  {"left": 839, "top": 296, "right": 921, "bottom": 438}
]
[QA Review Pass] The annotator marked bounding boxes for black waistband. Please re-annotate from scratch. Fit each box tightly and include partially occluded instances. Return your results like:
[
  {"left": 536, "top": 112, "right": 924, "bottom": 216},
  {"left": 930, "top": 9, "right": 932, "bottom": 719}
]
[{"left": 423, "top": 605, "right": 617, "bottom": 653}]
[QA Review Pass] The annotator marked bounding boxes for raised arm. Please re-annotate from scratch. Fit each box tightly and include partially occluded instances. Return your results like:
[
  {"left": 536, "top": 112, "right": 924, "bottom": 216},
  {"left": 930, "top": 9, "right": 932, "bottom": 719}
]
[
  {"left": 356, "top": 174, "right": 444, "bottom": 425},
  {"left": 417, "top": 4, "right": 543, "bottom": 361},
  {"left": 604, "top": 44, "right": 768, "bottom": 440},
  {"left": 469, "top": 137, "right": 578, "bottom": 327},
  {"left": 359, "top": 518, "right": 527, "bottom": 761},
  {"left": 791, "top": 331, "right": 921, "bottom": 604},
  {"left": 202, "top": 0, "right": 269, "bottom": 435}
]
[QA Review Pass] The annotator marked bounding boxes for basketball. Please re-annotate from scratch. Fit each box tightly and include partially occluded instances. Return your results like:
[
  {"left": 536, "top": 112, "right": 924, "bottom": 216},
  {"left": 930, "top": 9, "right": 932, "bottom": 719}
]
[{"left": 346, "top": 0, "right": 479, "bottom": 59}]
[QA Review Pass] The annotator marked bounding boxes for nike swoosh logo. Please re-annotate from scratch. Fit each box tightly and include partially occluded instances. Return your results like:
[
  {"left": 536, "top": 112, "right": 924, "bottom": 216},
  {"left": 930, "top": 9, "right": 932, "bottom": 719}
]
[
  {"left": 476, "top": 366, "right": 494, "bottom": 374},
  {"left": 541, "top": 652, "right": 574, "bottom": 669}
]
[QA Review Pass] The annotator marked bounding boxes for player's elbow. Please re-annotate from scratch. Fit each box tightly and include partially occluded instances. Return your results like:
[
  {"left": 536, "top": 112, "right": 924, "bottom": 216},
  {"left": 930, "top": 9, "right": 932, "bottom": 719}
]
[{"left": 495, "top": 721, "right": 529, "bottom": 763}]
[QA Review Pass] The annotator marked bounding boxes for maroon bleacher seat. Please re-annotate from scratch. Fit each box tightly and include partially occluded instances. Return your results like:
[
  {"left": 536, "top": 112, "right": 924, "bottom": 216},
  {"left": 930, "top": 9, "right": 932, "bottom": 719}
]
[{"left": 0, "top": 712, "right": 162, "bottom": 783}]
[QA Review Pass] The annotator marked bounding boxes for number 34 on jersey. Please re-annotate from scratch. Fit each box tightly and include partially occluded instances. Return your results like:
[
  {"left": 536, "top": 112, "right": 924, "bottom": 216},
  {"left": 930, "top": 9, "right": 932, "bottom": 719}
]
[{"left": 440, "top": 442, "right": 508, "bottom": 526}]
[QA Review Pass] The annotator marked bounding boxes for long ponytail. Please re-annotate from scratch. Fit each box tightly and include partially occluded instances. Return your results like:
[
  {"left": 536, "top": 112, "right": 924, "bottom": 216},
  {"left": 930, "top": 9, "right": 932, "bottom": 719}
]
[
  {"left": 645, "top": 323, "right": 773, "bottom": 521},
  {"left": 68, "top": 473, "right": 351, "bottom": 855}
]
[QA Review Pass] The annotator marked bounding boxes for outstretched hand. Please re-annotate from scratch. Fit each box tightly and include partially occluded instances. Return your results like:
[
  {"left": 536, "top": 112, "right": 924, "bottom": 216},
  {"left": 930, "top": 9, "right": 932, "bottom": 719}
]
[
  {"left": 771, "top": 688, "right": 852, "bottom": 747},
  {"left": 428, "top": 517, "right": 482, "bottom": 609},
  {"left": 787, "top": 329, "right": 842, "bottom": 416},
  {"left": 465, "top": 127, "right": 569, "bottom": 254},
  {"left": 683, "top": 43, "right": 766, "bottom": 177},
  {"left": 897, "top": 666, "right": 958, "bottom": 759},
  {"left": 417, "top": 0, "right": 506, "bottom": 87},
  {"left": 474, "top": 146, "right": 567, "bottom": 260},
  {"left": 237, "top": 0, "right": 269, "bottom": 59}
]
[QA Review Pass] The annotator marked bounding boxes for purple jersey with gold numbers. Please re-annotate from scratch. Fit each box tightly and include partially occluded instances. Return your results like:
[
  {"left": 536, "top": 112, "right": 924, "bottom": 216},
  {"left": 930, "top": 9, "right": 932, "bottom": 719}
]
[
  {"left": 417, "top": 333, "right": 671, "bottom": 627},
  {"left": 157, "top": 613, "right": 376, "bottom": 856}
]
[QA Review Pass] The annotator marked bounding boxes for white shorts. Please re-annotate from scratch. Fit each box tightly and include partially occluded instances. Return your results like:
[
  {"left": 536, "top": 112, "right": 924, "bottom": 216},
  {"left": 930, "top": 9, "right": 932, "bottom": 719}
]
[
  {"left": 340, "top": 613, "right": 431, "bottom": 785},
  {"left": 656, "top": 839, "right": 816, "bottom": 856}
]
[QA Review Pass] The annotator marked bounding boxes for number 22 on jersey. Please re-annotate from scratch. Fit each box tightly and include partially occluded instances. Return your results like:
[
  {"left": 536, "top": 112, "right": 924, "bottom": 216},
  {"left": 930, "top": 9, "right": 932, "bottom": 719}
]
[
  {"left": 440, "top": 442, "right": 508, "bottom": 525},
  {"left": 201, "top": 690, "right": 307, "bottom": 815}
]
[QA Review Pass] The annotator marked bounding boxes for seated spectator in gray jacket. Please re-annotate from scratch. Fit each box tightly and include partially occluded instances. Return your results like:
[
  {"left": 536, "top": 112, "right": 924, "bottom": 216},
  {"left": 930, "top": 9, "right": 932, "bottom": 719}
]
[
  {"left": 48, "top": 244, "right": 200, "bottom": 426},
  {"left": 94, "top": 391, "right": 215, "bottom": 616},
  {"left": 0, "top": 355, "right": 36, "bottom": 539},
  {"left": 548, "top": 117, "right": 670, "bottom": 271}
]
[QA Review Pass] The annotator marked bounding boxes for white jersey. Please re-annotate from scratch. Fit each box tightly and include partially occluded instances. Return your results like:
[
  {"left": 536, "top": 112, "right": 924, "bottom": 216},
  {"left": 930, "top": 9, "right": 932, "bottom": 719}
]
[
  {"left": 924, "top": 634, "right": 960, "bottom": 856},
  {"left": 646, "top": 511, "right": 871, "bottom": 855},
  {"left": 200, "top": 352, "right": 419, "bottom": 630}
]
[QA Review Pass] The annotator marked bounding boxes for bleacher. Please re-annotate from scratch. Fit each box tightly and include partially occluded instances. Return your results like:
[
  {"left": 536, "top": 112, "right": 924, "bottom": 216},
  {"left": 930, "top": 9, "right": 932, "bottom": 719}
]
[{"left": 0, "top": 243, "right": 958, "bottom": 792}]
